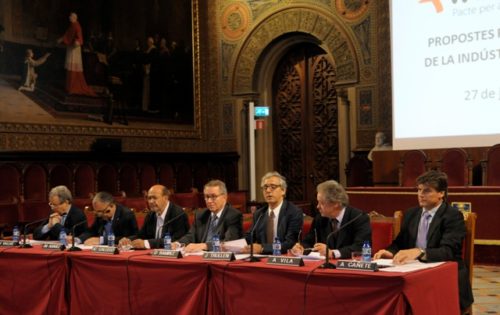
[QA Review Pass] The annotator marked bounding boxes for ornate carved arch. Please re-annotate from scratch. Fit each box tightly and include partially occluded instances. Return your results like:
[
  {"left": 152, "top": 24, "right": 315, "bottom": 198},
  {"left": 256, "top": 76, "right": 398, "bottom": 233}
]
[{"left": 231, "top": 6, "right": 359, "bottom": 95}]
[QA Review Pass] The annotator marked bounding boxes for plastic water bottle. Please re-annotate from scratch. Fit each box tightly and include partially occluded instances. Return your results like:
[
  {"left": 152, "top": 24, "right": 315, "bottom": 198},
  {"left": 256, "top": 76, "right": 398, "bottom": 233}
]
[
  {"left": 272, "top": 237, "right": 281, "bottom": 256},
  {"left": 212, "top": 234, "right": 221, "bottom": 252},
  {"left": 108, "top": 231, "right": 115, "bottom": 247},
  {"left": 362, "top": 240, "right": 372, "bottom": 262},
  {"left": 164, "top": 232, "right": 172, "bottom": 250},
  {"left": 12, "top": 226, "right": 20, "bottom": 244},
  {"left": 59, "top": 229, "right": 68, "bottom": 246}
]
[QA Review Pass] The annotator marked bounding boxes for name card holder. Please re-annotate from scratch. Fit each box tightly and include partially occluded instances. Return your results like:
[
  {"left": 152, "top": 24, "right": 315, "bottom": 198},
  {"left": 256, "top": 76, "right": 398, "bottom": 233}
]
[
  {"left": 91, "top": 246, "right": 120, "bottom": 255},
  {"left": 336, "top": 260, "right": 378, "bottom": 271},
  {"left": 42, "top": 243, "right": 65, "bottom": 251},
  {"left": 267, "top": 256, "right": 304, "bottom": 267},
  {"left": 151, "top": 249, "right": 183, "bottom": 258},
  {"left": 202, "top": 252, "right": 235, "bottom": 261},
  {"left": 0, "top": 240, "right": 19, "bottom": 247}
]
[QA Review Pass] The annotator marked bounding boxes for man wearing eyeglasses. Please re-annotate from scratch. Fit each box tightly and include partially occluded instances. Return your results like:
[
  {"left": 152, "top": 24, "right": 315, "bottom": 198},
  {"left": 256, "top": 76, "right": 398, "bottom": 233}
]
[
  {"left": 290, "top": 180, "right": 371, "bottom": 259},
  {"left": 76, "top": 191, "right": 138, "bottom": 245},
  {"left": 243, "top": 171, "right": 303, "bottom": 255},
  {"left": 175, "top": 180, "right": 243, "bottom": 252},
  {"left": 119, "top": 184, "right": 189, "bottom": 249},
  {"left": 33, "top": 185, "right": 86, "bottom": 240}
]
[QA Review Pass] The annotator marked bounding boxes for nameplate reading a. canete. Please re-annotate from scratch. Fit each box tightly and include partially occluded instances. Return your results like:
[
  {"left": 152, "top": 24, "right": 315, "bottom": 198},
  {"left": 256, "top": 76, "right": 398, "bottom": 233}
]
[
  {"left": 202, "top": 252, "right": 235, "bottom": 261},
  {"left": 151, "top": 249, "right": 183, "bottom": 258},
  {"left": 266, "top": 256, "right": 304, "bottom": 267},
  {"left": 91, "top": 246, "right": 119, "bottom": 255},
  {"left": 42, "top": 243, "right": 65, "bottom": 251},
  {"left": 336, "top": 260, "right": 378, "bottom": 271},
  {"left": 0, "top": 240, "right": 18, "bottom": 247}
]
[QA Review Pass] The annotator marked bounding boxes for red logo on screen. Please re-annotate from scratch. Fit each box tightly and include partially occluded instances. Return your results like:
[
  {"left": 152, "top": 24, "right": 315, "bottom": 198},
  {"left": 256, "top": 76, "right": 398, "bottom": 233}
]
[{"left": 420, "top": 0, "right": 444, "bottom": 13}]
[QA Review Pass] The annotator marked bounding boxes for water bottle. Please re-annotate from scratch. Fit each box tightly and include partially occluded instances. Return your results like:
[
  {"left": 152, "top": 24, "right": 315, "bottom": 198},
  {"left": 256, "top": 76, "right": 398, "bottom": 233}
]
[
  {"left": 272, "top": 237, "right": 281, "bottom": 256},
  {"left": 212, "top": 234, "right": 221, "bottom": 252},
  {"left": 362, "top": 240, "right": 372, "bottom": 262},
  {"left": 99, "top": 232, "right": 105, "bottom": 245},
  {"left": 59, "top": 229, "right": 68, "bottom": 247},
  {"left": 108, "top": 231, "right": 115, "bottom": 247},
  {"left": 164, "top": 232, "right": 172, "bottom": 250},
  {"left": 12, "top": 225, "right": 20, "bottom": 244}
]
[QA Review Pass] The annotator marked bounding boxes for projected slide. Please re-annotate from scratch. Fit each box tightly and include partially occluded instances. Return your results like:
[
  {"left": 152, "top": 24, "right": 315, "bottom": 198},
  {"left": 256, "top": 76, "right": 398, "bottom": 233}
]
[{"left": 391, "top": 0, "right": 500, "bottom": 149}]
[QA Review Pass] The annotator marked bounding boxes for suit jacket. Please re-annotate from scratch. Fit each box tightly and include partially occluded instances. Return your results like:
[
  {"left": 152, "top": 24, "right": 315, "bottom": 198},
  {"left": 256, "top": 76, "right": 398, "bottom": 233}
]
[
  {"left": 79, "top": 204, "right": 138, "bottom": 244},
  {"left": 178, "top": 204, "right": 243, "bottom": 251},
  {"left": 33, "top": 205, "right": 87, "bottom": 240},
  {"left": 132, "top": 202, "right": 189, "bottom": 249},
  {"left": 387, "top": 203, "right": 473, "bottom": 309},
  {"left": 302, "top": 206, "right": 371, "bottom": 259},
  {"left": 245, "top": 200, "right": 303, "bottom": 254}
]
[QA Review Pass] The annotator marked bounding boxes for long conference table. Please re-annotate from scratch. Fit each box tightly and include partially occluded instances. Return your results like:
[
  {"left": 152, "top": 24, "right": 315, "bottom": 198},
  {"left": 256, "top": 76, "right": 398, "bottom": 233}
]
[{"left": 0, "top": 245, "right": 460, "bottom": 315}]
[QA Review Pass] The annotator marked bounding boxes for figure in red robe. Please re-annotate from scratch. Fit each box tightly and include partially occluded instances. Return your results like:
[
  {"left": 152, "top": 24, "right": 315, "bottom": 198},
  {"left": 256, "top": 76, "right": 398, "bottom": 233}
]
[{"left": 58, "top": 12, "right": 96, "bottom": 96}]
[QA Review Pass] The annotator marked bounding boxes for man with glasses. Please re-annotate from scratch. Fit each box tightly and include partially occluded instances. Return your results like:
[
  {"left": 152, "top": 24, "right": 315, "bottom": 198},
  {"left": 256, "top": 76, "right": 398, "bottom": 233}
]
[
  {"left": 175, "top": 180, "right": 243, "bottom": 252},
  {"left": 76, "top": 191, "right": 138, "bottom": 245},
  {"left": 119, "top": 184, "right": 189, "bottom": 249},
  {"left": 243, "top": 171, "right": 303, "bottom": 255},
  {"left": 33, "top": 185, "right": 86, "bottom": 240},
  {"left": 290, "top": 180, "right": 371, "bottom": 259}
]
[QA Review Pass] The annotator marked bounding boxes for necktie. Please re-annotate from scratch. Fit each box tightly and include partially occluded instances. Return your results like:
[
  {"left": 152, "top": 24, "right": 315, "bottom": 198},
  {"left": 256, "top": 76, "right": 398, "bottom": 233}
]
[
  {"left": 330, "top": 218, "right": 339, "bottom": 248},
  {"left": 266, "top": 210, "right": 275, "bottom": 244},
  {"left": 61, "top": 213, "right": 67, "bottom": 227},
  {"left": 416, "top": 213, "right": 432, "bottom": 249},
  {"left": 206, "top": 214, "right": 218, "bottom": 242}
]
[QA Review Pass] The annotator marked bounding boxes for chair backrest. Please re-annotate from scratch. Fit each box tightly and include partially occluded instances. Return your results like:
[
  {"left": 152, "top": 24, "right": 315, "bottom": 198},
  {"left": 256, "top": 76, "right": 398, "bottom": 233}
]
[
  {"left": 461, "top": 211, "right": 476, "bottom": 284},
  {"left": 438, "top": 148, "right": 472, "bottom": 186},
  {"left": 227, "top": 191, "right": 248, "bottom": 213},
  {"left": 170, "top": 192, "right": 199, "bottom": 211},
  {"left": 399, "top": 150, "right": 429, "bottom": 187},
  {"left": 369, "top": 210, "right": 403, "bottom": 254},
  {"left": 481, "top": 143, "right": 500, "bottom": 185}
]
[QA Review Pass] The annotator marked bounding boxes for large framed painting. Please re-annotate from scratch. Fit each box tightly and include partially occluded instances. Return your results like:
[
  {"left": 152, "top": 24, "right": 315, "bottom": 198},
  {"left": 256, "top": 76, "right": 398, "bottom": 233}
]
[{"left": 0, "top": 0, "right": 201, "bottom": 149}]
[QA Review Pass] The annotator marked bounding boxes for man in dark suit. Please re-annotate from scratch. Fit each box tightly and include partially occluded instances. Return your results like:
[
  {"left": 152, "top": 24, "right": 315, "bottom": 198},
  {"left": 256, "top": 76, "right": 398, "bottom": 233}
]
[
  {"left": 119, "top": 185, "right": 189, "bottom": 249},
  {"left": 291, "top": 180, "right": 371, "bottom": 259},
  {"left": 175, "top": 180, "right": 243, "bottom": 252},
  {"left": 374, "top": 170, "right": 473, "bottom": 311},
  {"left": 33, "top": 185, "right": 86, "bottom": 240},
  {"left": 243, "top": 172, "right": 303, "bottom": 255},
  {"left": 76, "top": 192, "right": 138, "bottom": 245}
]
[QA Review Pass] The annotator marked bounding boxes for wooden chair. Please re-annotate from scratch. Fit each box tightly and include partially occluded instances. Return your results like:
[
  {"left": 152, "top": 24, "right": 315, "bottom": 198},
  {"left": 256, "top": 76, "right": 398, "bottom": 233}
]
[
  {"left": 368, "top": 210, "right": 403, "bottom": 254},
  {"left": 437, "top": 148, "right": 472, "bottom": 186},
  {"left": 481, "top": 143, "right": 500, "bottom": 185},
  {"left": 227, "top": 191, "right": 248, "bottom": 213},
  {"left": 399, "top": 150, "right": 429, "bottom": 187},
  {"left": 461, "top": 211, "right": 476, "bottom": 284}
]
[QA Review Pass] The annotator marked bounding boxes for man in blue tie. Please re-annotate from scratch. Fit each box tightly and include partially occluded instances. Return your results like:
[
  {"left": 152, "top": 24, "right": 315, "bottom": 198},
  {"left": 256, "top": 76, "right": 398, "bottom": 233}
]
[{"left": 374, "top": 170, "right": 473, "bottom": 311}]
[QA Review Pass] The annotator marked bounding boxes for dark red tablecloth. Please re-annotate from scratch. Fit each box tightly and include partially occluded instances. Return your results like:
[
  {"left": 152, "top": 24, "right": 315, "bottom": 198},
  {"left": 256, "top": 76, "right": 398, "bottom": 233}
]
[
  {"left": 68, "top": 251, "right": 209, "bottom": 315},
  {"left": 0, "top": 246, "right": 68, "bottom": 315},
  {"left": 209, "top": 259, "right": 460, "bottom": 315}
]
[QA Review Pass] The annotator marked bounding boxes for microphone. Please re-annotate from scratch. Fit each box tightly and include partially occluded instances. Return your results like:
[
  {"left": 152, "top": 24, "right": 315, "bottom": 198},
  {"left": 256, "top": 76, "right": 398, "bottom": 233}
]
[
  {"left": 321, "top": 212, "right": 364, "bottom": 269},
  {"left": 19, "top": 217, "right": 48, "bottom": 248},
  {"left": 67, "top": 219, "right": 87, "bottom": 251},
  {"left": 160, "top": 211, "right": 186, "bottom": 238},
  {"left": 247, "top": 210, "right": 265, "bottom": 262}
]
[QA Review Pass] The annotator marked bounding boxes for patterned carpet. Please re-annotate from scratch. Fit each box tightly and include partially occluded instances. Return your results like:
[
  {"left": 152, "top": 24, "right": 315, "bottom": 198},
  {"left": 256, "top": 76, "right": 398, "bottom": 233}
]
[{"left": 472, "top": 265, "right": 500, "bottom": 314}]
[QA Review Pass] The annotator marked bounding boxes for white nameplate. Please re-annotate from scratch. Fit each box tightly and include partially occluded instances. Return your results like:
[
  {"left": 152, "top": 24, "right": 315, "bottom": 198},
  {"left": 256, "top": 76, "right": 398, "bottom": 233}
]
[
  {"left": 266, "top": 256, "right": 304, "bottom": 267},
  {"left": 91, "top": 246, "right": 119, "bottom": 255},
  {"left": 151, "top": 249, "right": 183, "bottom": 258}
]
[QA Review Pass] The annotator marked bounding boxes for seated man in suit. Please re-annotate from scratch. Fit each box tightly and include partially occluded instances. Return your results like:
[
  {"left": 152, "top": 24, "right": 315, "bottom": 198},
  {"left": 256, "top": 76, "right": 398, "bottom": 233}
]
[
  {"left": 373, "top": 170, "right": 473, "bottom": 311},
  {"left": 76, "top": 191, "right": 138, "bottom": 245},
  {"left": 119, "top": 184, "right": 189, "bottom": 249},
  {"left": 243, "top": 171, "right": 303, "bottom": 255},
  {"left": 33, "top": 185, "right": 86, "bottom": 240},
  {"left": 174, "top": 180, "right": 243, "bottom": 252},
  {"left": 291, "top": 180, "right": 371, "bottom": 259}
]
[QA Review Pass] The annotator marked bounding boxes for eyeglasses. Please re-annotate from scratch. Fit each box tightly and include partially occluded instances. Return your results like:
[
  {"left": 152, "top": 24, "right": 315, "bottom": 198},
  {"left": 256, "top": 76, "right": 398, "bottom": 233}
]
[
  {"left": 204, "top": 194, "right": 222, "bottom": 201},
  {"left": 48, "top": 202, "right": 63, "bottom": 208},
  {"left": 261, "top": 184, "right": 281, "bottom": 191}
]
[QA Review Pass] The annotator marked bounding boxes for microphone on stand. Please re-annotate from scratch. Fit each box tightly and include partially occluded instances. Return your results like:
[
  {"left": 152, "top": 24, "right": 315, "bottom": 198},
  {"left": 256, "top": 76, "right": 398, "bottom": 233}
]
[
  {"left": 321, "top": 213, "right": 364, "bottom": 269},
  {"left": 67, "top": 219, "right": 87, "bottom": 251},
  {"left": 19, "top": 217, "right": 48, "bottom": 248},
  {"left": 161, "top": 211, "right": 186, "bottom": 238},
  {"left": 246, "top": 211, "right": 265, "bottom": 262}
]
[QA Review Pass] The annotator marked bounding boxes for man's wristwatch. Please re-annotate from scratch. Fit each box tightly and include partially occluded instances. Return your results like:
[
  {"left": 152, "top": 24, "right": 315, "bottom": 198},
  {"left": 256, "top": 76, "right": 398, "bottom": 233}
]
[{"left": 417, "top": 248, "right": 426, "bottom": 261}]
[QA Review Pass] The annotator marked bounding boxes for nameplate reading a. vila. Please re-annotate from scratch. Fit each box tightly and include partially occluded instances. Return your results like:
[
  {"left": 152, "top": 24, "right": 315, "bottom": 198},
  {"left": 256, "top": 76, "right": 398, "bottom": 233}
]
[
  {"left": 266, "top": 256, "right": 304, "bottom": 267},
  {"left": 91, "top": 246, "right": 119, "bottom": 255},
  {"left": 202, "top": 252, "right": 235, "bottom": 261},
  {"left": 0, "top": 240, "right": 18, "bottom": 247},
  {"left": 151, "top": 249, "right": 183, "bottom": 258},
  {"left": 42, "top": 243, "right": 65, "bottom": 251},
  {"left": 336, "top": 260, "right": 378, "bottom": 271}
]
